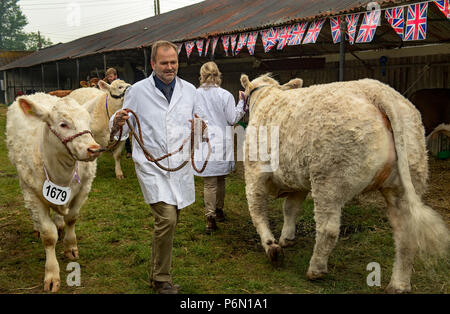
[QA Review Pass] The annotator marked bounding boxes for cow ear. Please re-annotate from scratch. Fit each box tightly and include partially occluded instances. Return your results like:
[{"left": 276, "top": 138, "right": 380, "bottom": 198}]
[
  {"left": 280, "top": 78, "right": 303, "bottom": 90},
  {"left": 18, "top": 96, "right": 50, "bottom": 121},
  {"left": 98, "top": 80, "right": 111, "bottom": 92},
  {"left": 82, "top": 94, "right": 101, "bottom": 114},
  {"left": 240, "top": 74, "right": 250, "bottom": 89}
]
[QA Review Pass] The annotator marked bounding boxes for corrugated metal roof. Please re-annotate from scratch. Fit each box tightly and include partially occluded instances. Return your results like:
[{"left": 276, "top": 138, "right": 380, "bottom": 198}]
[
  {"left": 0, "top": 0, "right": 447, "bottom": 70},
  {"left": 0, "top": 50, "right": 34, "bottom": 67}
]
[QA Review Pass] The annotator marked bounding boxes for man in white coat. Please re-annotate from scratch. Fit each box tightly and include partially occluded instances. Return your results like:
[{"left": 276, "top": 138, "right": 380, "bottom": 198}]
[{"left": 110, "top": 40, "right": 204, "bottom": 294}]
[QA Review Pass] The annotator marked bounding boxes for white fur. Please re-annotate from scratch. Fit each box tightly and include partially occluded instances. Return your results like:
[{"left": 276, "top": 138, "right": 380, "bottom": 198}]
[
  {"left": 68, "top": 79, "right": 130, "bottom": 179},
  {"left": 6, "top": 93, "right": 101, "bottom": 292},
  {"left": 241, "top": 74, "right": 449, "bottom": 293}
]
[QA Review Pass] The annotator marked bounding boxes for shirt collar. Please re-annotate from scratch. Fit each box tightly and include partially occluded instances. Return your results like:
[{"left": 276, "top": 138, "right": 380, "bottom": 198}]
[{"left": 153, "top": 75, "right": 176, "bottom": 90}]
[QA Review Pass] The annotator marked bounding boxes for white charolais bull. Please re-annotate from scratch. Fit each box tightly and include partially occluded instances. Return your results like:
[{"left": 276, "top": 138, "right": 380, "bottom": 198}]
[
  {"left": 68, "top": 79, "right": 131, "bottom": 179},
  {"left": 6, "top": 93, "right": 102, "bottom": 292},
  {"left": 240, "top": 74, "right": 449, "bottom": 293}
]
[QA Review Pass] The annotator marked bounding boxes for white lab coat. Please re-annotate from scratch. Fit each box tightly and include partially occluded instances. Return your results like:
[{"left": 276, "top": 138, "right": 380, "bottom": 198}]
[
  {"left": 109, "top": 73, "right": 203, "bottom": 209},
  {"left": 194, "top": 85, "right": 245, "bottom": 177}
]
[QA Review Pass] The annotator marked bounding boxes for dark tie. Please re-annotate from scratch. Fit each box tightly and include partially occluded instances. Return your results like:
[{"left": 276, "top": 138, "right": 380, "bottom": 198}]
[{"left": 162, "top": 85, "right": 172, "bottom": 103}]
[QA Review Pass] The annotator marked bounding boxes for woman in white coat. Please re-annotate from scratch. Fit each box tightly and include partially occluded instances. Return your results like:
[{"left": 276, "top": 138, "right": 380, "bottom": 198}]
[{"left": 194, "top": 61, "right": 246, "bottom": 234}]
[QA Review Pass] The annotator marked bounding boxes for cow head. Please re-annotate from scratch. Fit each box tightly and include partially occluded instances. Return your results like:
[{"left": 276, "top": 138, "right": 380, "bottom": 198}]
[
  {"left": 18, "top": 95, "right": 102, "bottom": 162},
  {"left": 240, "top": 73, "right": 303, "bottom": 111},
  {"left": 89, "top": 77, "right": 100, "bottom": 88},
  {"left": 98, "top": 79, "right": 131, "bottom": 100}
]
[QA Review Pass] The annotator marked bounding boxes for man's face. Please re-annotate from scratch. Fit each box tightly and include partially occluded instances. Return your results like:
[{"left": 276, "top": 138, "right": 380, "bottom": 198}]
[
  {"left": 106, "top": 73, "right": 117, "bottom": 83},
  {"left": 151, "top": 46, "right": 178, "bottom": 85}
]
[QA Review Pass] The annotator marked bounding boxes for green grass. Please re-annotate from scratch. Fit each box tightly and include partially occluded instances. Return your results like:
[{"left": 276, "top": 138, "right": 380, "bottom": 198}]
[{"left": 0, "top": 103, "right": 448, "bottom": 294}]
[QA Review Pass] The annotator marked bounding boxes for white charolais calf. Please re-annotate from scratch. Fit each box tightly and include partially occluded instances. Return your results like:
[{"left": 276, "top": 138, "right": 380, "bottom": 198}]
[
  {"left": 6, "top": 93, "right": 102, "bottom": 292},
  {"left": 68, "top": 79, "right": 131, "bottom": 179},
  {"left": 241, "top": 74, "right": 449, "bottom": 293}
]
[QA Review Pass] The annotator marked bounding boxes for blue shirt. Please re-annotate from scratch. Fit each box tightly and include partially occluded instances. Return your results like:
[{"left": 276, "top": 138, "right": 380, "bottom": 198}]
[{"left": 153, "top": 75, "right": 176, "bottom": 103}]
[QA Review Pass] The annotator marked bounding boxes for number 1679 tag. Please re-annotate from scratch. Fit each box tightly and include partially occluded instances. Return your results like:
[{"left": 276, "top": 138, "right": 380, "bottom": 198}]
[{"left": 42, "top": 180, "right": 71, "bottom": 205}]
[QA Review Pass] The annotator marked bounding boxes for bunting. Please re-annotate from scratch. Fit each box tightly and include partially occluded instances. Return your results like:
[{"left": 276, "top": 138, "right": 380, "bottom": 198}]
[
  {"left": 246, "top": 31, "right": 258, "bottom": 55},
  {"left": 303, "top": 18, "right": 325, "bottom": 44},
  {"left": 345, "top": 13, "right": 360, "bottom": 44},
  {"left": 405, "top": 2, "right": 428, "bottom": 41},
  {"left": 176, "top": 42, "right": 183, "bottom": 55},
  {"left": 222, "top": 35, "right": 230, "bottom": 56},
  {"left": 211, "top": 36, "right": 219, "bottom": 56},
  {"left": 185, "top": 41, "right": 195, "bottom": 58},
  {"left": 196, "top": 39, "right": 204, "bottom": 56},
  {"left": 287, "top": 22, "right": 308, "bottom": 45},
  {"left": 330, "top": 17, "right": 341, "bottom": 44},
  {"left": 204, "top": 38, "right": 211, "bottom": 56},
  {"left": 235, "top": 33, "right": 248, "bottom": 55},
  {"left": 434, "top": 0, "right": 450, "bottom": 19},
  {"left": 385, "top": 7, "right": 405, "bottom": 40},
  {"left": 277, "top": 25, "right": 293, "bottom": 50},
  {"left": 356, "top": 10, "right": 381, "bottom": 43},
  {"left": 230, "top": 34, "right": 238, "bottom": 55}
]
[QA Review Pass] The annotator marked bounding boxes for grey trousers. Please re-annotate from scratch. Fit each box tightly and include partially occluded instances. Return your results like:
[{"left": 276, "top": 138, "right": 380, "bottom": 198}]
[
  {"left": 150, "top": 202, "right": 178, "bottom": 283},
  {"left": 203, "top": 175, "right": 226, "bottom": 218}
]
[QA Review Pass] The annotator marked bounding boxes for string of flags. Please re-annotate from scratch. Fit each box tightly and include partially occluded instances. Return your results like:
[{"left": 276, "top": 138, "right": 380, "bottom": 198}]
[{"left": 181, "top": 0, "right": 449, "bottom": 58}]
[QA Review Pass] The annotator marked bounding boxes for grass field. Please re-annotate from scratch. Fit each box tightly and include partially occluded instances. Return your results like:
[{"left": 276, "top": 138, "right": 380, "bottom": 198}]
[{"left": 0, "top": 103, "right": 448, "bottom": 294}]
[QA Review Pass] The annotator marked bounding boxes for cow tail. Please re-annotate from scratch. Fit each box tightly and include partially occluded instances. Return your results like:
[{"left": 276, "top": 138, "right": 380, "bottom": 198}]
[{"left": 376, "top": 92, "right": 449, "bottom": 260}]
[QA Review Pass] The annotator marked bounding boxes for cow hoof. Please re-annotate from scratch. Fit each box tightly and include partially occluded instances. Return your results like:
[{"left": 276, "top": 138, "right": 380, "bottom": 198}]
[
  {"left": 306, "top": 269, "right": 327, "bottom": 280},
  {"left": 116, "top": 174, "right": 124, "bottom": 180},
  {"left": 64, "top": 248, "right": 79, "bottom": 260},
  {"left": 385, "top": 283, "right": 411, "bottom": 294},
  {"left": 279, "top": 237, "right": 296, "bottom": 248},
  {"left": 44, "top": 276, "right": 61, "bottom": 292},
  {"left": 267, "top": 244, "right": 284, "bottom": 267}
]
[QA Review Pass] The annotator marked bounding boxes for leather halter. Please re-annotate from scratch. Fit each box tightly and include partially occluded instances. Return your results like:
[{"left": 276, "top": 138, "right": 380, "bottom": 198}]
[
  {"left": 46, "top": 123, "right": 95, "bottom": 162},
  {"left": 246, "top": 85, "right": 271, "bottom": 111},
  {"left": 109, "top": 85, "right": 130, "bottom": 99}
]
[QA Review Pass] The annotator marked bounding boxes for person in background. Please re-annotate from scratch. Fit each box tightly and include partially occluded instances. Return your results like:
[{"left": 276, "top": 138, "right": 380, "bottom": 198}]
[
  {"left": 194, "top": 61, "right": 246, "bottom": 234},
  {"left": 104, "top": 67, "right": 133, "bottom": 158},
  {"left": 110, "top": 40, "right": 206, "bottom": 294}
]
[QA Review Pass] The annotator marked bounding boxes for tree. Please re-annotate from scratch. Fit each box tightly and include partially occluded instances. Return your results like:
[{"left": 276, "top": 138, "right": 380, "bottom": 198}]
[
  {"left": 25, "top": 32, "right": 53, "bottom": 50},
  {"left": 0, "top": 0, "right": 28, "bottom": 50}
]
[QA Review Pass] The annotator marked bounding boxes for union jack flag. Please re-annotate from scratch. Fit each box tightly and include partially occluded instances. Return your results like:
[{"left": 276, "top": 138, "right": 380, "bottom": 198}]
[
  {"left": 385, "top": 7, "right": 404, "bottom": 40},
  {"left": 211, "top": 37, "right": 219, "bottom": 56},
  {"left": 260, "top": 28, "right": 279, "bottom": 53},
  {"left": 196, "top": 39, "right": 204, "bottom": 56},
  {"left": 176, "top": 42, "right": 183, "bottom": 55},
  {"left": 230, "top": 34, "right": 238, "bottom": 55},
  {"left": 246, "top": 31, "right": 258, "bottom": 55},
  {"left": 222, "top": 35, "right": 230, "bottom": 56},
  {"left": 277, "top": 25, "right": 293, "bottom": 50},
  {"left": 345, "top": 13, "right": 360, "bottom": 44},
  {"left": 404, "top": 3, "right": 428, "bottom": 41},
  {"left": 303, "top": 18, "right": 325, "bottom": 44},
  {"left": 434, "top": 0, "right": 450, "bottom": 19},
  {"left": 330, "top": 17, "right": 341, "bottom": 44},
  {"left": 356, "top": 10, "right": 381, "bottom": 43},
  {"left": 185, "top": 41, "right": 195, "bottom": 58},
  {"left": 235, "top": 33, "right": 248, "bottom": 55},
  {"left": 287, "top": 22, "right": 308, "bottom": 46},
  {"left": 204, "top": 38, "right": 211, "bottom": 57}
]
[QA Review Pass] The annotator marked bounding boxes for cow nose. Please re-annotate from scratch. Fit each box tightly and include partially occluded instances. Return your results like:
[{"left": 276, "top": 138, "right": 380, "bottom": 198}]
[{"left": 87, "top": 144, "right": 101, "bottom": 156}]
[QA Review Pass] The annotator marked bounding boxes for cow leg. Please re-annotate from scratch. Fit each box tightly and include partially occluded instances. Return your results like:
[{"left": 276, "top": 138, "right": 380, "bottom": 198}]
[
  {"left": 112, "top": 141, "right": 125, "bottom": 179},
  {"left": 306, "top": 182, "right": 348, "bottom": 280},
  {"left": 63, "top": 190, "right": 88, "bottom": 260},
  {"left": 53, "top": 213, "right": 65, "bottom": 239},
  {"left": 381, "top": 188, "right": 415, "bottom": 293},
  {"left": 279, "top": 191, "right": 308, "bottom": 248},
  {"left": 245, "top": 173, "right": 283, "bottom": 265}
]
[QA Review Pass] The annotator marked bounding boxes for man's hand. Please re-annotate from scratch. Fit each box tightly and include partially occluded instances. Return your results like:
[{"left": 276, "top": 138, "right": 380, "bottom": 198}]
[{"left": 114, "top": 109, "right": 130, "bottom": 127}]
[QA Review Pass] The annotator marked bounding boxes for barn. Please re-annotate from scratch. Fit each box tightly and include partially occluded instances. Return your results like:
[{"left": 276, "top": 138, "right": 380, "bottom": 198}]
[{"left": 0, "top": 0, "right": 449, "bottom": 295}]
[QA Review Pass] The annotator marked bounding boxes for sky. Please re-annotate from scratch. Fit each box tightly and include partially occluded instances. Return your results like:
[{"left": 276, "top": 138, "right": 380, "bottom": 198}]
[{"left": 18, "top": 0, "right": 204, "bottom": 44}]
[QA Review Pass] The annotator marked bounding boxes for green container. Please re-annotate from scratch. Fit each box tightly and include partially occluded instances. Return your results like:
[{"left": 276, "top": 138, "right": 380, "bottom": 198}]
[{"left": 437, "top": 150, "right": 450, "bottom": 160}]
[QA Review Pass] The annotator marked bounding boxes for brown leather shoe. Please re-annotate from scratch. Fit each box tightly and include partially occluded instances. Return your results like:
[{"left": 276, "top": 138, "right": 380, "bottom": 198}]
[
  {"left": 205, "top": 216, "right": 218, "bottom": 234},
  {"left": 152, "top": 281, "right": 180, "bottom": 294},
  {"left": 215, "top": 208, "right": 225, "bottom": 222}
]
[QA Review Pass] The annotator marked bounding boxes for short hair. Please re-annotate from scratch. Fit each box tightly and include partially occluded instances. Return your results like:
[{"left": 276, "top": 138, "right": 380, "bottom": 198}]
[
  {"left": 106, "top": 67, "right": 117, "bottom": 76},
  {"left": 199, "top": 61, "right": 222, "bottom": 86},
  {"left": 151, "top": 40, "right": 178, "bottom": 62}
]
